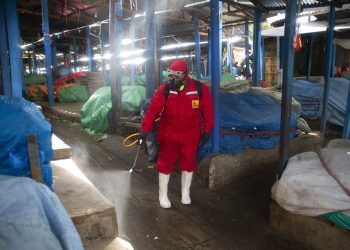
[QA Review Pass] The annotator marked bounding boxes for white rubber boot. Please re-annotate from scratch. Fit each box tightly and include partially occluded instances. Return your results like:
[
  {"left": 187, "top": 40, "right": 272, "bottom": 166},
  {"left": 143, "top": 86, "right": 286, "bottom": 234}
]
[
  {"left": 181, "top": 171, "right": 193, "bottom": 205},
  {"left": 159, "top": 173, "right": 171, "bottom": 208}
]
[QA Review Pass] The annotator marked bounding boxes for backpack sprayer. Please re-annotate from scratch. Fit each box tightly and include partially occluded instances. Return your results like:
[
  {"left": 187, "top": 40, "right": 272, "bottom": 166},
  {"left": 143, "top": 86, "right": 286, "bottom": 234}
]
[{"left": 123, "top": 133, "right": 143, "bottom": 173}]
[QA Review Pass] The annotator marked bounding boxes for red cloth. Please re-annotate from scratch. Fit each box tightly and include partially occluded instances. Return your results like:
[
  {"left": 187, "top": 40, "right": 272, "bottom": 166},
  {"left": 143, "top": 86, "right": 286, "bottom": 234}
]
[
  {"left": 141, "top": 78, "right": 214, "bottom": 174},
  {"left": 54, "top": 72, "right": 86, "bottom": 92}
]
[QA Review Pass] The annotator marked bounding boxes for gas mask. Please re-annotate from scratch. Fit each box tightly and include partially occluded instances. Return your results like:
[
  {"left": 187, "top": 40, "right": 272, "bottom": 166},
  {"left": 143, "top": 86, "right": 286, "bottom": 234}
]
[{"left": 167, "top": 70, "right": 185, "bottom": 91}]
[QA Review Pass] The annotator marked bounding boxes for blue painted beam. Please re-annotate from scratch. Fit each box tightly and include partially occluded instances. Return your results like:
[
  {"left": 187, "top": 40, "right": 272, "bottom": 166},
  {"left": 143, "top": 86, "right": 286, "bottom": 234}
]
[
  {"left": 245, "top": 19, "right": 250, "bottom": 79},
  {"left": 41, "top": 0, "right": 54, "bottom": 106},
  {"left": 145, "top": 0, "right": 156, "bottom": 99},
  {"left": 157, "top": 23, "right": 164, "bottom": 83},
  {"left": 278, "top": 0, "right": 298, "bottom": 178},
  {"left": 86, "top": 26, "right": 93, "bottom": 72},
  {"left": 306, "top": 34, "right": 313, "bottom": 81},
  {"left": 32, "top": 43, "right": 38, "bottom": 74},
  {"left": 342, "top": 85, "right": 350, "bottom": 139},
  {"left": 226, "top": 40, "right": 230, "bottom": 67},
  {"left": 28, "top": 50, "right": 32, "bottom": 74},
  {"left": 207, "top": 29, "right": 211, "bottom": 78},
  {"left": 260, "top": 38, "right": 264, "bottom": 80},
  {"left": 252, "top": 9, "right": 262, "bottom": 87},
  {"left": 130, "top": 16, "right": 136, "bottom": 85},
  {"left": 210, "top": 0, "right": 222, "bottom": 154},
  {"left": 331, "top": 43, "right": 336, "bottom": 77},
  {"left": 72, "top": 38, "right": 77, "bottom": 72},
  {"left": 194, "top": 14, "right": 201, "bottom": 80},
  {"left": 5, "top": 0, "right": 24, "bottom": 97},
  {"left": 51, "top": 35, "right": 57, "bottom": 67},
  {"left": 0, "top": 1, "right": 11, "bottom": 96},
  {"left": 320, "top": 5, "right": 336, "bottom": 134}
]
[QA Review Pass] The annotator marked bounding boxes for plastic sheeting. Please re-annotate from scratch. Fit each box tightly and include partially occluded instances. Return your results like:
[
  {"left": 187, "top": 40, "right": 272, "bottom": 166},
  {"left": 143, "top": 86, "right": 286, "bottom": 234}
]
[
  {"left": 199, "top": 92, "right": 298, "bottom": 157},
  {"left": 0, "top": 96, "right": 53, "bottom": 188},
  {"left": 292, "top": 80, "right": 323, "bottom": 118},
  {"left": 272, "top": 139, "right": 350, "bottom": 217},
  {"left": 57, "top": 85, "right": 89, "bottom": 103},
  {"left": 80, "top": 86, "right": 146, "bottom": 134},
  {"left": 327, "top": 78, "right": 350, "bottom": 126},
  {"left": 0, "top": 175, "right": 83, "bottom": 250}
]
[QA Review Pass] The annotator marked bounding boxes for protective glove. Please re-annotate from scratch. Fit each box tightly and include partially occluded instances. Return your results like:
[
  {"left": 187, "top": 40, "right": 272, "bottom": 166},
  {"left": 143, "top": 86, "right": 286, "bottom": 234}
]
[{"left": 202, "top": 133, "right": 210, "bottom": 144}]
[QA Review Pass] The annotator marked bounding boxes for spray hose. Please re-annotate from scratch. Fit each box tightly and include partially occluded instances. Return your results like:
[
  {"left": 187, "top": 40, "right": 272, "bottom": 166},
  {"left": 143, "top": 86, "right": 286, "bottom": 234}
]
[{"left": 123, "top": 133, "right": 141, "bottom": 147}]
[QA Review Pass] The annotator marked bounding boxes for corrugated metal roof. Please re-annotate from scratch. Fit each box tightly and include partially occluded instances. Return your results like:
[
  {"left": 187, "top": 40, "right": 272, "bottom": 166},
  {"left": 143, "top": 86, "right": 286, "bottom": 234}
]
[{"left": 255, "top": 0, "right": 350, "bottom": 10}]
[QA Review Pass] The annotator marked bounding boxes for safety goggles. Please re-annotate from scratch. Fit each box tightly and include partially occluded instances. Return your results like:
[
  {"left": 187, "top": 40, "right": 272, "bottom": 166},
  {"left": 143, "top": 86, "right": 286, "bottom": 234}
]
[{"left": 168, "top": 70, "right": 185, "bottom": 80}]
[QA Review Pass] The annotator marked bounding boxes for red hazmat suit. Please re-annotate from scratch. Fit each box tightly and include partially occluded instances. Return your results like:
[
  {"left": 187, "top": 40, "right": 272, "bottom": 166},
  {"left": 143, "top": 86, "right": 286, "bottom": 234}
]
[{"left": 141, "top": 60, "right": 214, "bottom": 174}]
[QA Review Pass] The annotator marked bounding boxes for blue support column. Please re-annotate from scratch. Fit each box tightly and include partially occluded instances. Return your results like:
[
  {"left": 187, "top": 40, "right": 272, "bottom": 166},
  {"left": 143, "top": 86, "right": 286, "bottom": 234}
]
[
  {"left": 306, "top": 34, "right": 313, "bottom": 80},
  {"left": 130, "top": 16, "right": 136, "bottom": 85},
  {"left": 226, "top": 40, "right": 230, "bottom": 67},
  {"left": 86, "top": 27, "right": 93, "bottom": 72},
  {"left": 5, "top": 0, "right": 24, "bottom": 97},
  {"left": 51, "top": 35, "right": 57, "bottom": 67},
  {"left": 157, "top": 23, "right": 164, "bottom": 83},
  {"left": 145, "top": 0, "right": 156, "bottom": 98},
  {"left": 194, "top": 14, "right": 201, "bottom": 80},
  {"left": 207, "top": 29, "right": 211, "bottom": 78},
  {"left": 320, "top": 5, "right": 336, "bottom": 133},
  {"left": 32, "top": 43, "right": 38, "bottom": 74},
  {"left": 40, "top": 0, "right": 54, "bottom": 106},
  {"left": 72, "top": 38, "right": 77, "bottom": 72},
  {"left": 252, "top": 9, "right": 262, "bottom": 86},
  {"left": 342, "top": 86, "right": 350, "bottom": 139},
  {"left": 28, "top": 51, "right": 33, "bottom": 74},
  {"left": 331, "top": 43, "right": 336, "bottom": 77},
  {"left": 0, "top": 1, "right": 11, "bottom": 96},
  {"left": 278, "top": 0, "right": 298, "bottom": 178},
  {"left": 245, "top": 19, "right": 250, "bottom": 79},
  {"left": 260, "top": 38, "right": 264, "bottom": 80},
  {"left": 210, "top": 0, "right": 222, "bottom": 154},
  {"left": 100, "top": 28, "right": 109, "bottom": 85},
  {"left": 279, "top": 37, "right": 285, "bottom": 69}
]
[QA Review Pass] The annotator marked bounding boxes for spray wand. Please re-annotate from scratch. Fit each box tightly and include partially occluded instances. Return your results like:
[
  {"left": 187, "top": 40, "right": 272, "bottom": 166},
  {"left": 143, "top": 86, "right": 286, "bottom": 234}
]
[{"left": 123, "top": 133, "right": 144, "bottom": 173}]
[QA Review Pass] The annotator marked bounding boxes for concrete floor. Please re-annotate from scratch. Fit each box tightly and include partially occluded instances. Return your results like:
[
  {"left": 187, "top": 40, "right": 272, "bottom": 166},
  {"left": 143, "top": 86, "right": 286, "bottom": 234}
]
[{"left": 51, "top": 118, "right": 304, "bottom": 250}]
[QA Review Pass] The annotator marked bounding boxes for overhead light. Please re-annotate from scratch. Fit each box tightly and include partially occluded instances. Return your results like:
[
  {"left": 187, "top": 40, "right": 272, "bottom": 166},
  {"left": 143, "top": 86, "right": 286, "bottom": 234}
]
[{"left": 184, "top": 0, "right": 210, "bottom": 8}]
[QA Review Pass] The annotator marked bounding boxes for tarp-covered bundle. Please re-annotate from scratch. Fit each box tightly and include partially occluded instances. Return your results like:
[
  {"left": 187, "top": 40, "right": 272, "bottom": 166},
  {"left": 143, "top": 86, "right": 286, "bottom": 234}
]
[
  {"left": 80, "top": 86, "right": 146, "bottom": 134},
  {"left": 199, "top": 92, "right": 298, "bottom": 157},
  {"left": 292, "top": 80, "right": 324, "bottom": 118},
  {"left": 327, "top": 77, "right": 350, "bottom": 126},
  {"left": 272, "top": 139, "right": 350, "bottom": 231},
  {"left": 57, "top": 84, "right": 89, "bottom": 103},
  {"left": 0, "top": 175, "right": 83, "bottom": 250},
  {"left": 0, "top": 96, "right": 53, "bottom": 188}
]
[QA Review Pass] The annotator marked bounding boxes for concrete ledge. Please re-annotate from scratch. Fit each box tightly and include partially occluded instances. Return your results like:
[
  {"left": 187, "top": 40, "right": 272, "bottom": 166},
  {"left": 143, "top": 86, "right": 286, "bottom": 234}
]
[
  {"left": 269, "top": 201, "right": 350, "bottom": 250},
  {"left": 52, "top": 159, "right": 118, "bottom": 242},
  {"left": 52, "top": 134, "right": 72, "bottom": 160},
  {"left": 196, "top": 133, "right": 322, "bottom": 190}
]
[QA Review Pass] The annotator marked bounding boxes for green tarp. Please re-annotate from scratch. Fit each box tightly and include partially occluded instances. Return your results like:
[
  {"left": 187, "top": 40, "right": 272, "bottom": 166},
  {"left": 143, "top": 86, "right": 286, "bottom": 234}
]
[
  {"left": 24, "top": 74, "right": 46, "bottom": 85},
  {"left": 58, "top": 85, "right": 89, "bottom": 103},
  {"left": 342, "top": 71, "right": 350, "bottom": 81},
  {"left": 80, "top": 85, "right": 146, "bottom": 134},
  {"left": 324, "top": 212, "right": 350, "bottom": 231}
]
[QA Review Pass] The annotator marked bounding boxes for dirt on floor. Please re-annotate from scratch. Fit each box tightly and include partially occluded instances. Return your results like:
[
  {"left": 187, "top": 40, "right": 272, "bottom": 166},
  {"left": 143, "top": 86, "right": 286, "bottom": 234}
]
[{"left": 50, "top": 117, "right": 305, "bottom": 250}]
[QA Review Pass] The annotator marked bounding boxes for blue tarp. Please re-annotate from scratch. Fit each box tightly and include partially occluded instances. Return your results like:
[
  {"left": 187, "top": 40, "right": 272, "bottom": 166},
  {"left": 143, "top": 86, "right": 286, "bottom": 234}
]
[
  {"left": 0, "top": 96, "right": 53, "bottom": 188},
  {"left": 327, "top": 78, "right": 350, "bottom": 127},
  {"left": 0, "top": 175, "right": 83, "bottom": 250},
  {"left": 199, "top": 92, "right": 298, "bottom": 157},
  {"left": 292, "top": 80, "right": 324, "bottom": 118}
]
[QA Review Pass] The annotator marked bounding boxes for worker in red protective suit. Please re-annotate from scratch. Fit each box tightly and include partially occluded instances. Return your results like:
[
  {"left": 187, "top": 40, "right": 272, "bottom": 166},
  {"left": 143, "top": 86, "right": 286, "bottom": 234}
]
[{"left": 140, "top": 60, "right": 214, "bottom": 208}]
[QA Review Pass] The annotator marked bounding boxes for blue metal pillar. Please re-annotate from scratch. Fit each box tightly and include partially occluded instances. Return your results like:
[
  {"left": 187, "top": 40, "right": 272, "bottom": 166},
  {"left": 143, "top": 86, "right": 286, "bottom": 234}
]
[
  {"left": 130, "top": 16, "right": 136, "bottom": 85},
  {"left": 72, "top": 38, "right": 77, "bottom": 72},
  {"left": 207, "top": 29, "right": 212, "bottom": 78},
  {"left": 245, "top": 19, "right": 250, "bottom": 79},
  {"left": 145, "top": 0, "right": 155, "bottom": 98},
  {"left": 100, "top": 28, "right": 109, "bottom": 85},
  {"left": 32, "top": 43, "right": 38, "bottom": 74},
  {"left": 41, "top": 0, "right": 54, "bottom": 106},
  {"left": 342, "top": 86, "right": 350, "bottom": 139},
  {"left": 252, "top": 9, "right": 262, "bottom": 86},
  {"left": 260, "top": 38, "right": 264, "bottom": 80},
  {"left": 28, "top": 51, "right": 33, "bottom": 74},
  {"left": 157, "top": 23, "right": 164, "bottom": 83},
  {"left": 320, "top": 5, "right": 335, "bottom": 133},
  {"left": 0, "top": 1, "right": 11, "bottom": 96},
  {"left": 51, "top": 35, "right": 57, "bottom": 67},
  {"left": 306, "top": 34, "right": 313, "bottom": 80},
  {"left": 226, "top": 40, "right": 230, "bottom": 67},
  {"left": 331, "top": 43, "right": 336, "bottom": 77},
  {"left": 5, "top": 0, "right": 23, "bottom": 97},
  {"left": 278, "top": 0, "right": 298, "bottom": 178},
  {"left": 194, "top": 13, "right": 201, "bottom": 80},
  {"left": 86, "top": 26, "right": 93, "bottom": 71},
  {"left": 210, "top": 0, "right": 222, "bottom": 154},
  {"left": 279, "top": 37, "right": 285, "bottom": 69}
]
